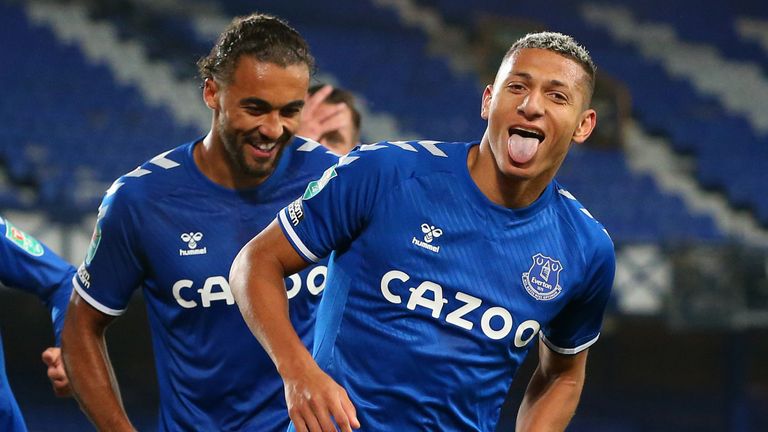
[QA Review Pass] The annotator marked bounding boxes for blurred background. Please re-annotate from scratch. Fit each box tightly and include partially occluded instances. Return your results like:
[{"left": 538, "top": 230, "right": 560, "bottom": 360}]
[{"left": 1, "top": 0, "right": 767, "bottom": 430}]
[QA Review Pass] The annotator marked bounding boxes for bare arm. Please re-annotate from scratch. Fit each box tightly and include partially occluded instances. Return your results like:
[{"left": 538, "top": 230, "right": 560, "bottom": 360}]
[
  {"left": 516, "top": 342, "right": 589, "bottom": 432},
  {"left": 61, "top": 292, "right": 135, "bottom": 432},
  {"left": 230, "top": 220, "right": 359, "bottom": 432}
]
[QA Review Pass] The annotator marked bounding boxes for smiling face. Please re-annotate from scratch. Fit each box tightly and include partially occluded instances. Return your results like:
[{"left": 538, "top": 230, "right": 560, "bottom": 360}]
[
  {"left": 480, "top": 48, "right": 596, "bottom": 183},
  {"left": 204, "top": 56, "right": 310, "bottom": 183}
]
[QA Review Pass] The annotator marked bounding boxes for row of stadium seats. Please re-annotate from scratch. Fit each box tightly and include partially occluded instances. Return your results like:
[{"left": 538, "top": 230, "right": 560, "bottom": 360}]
[{"left": 602, "top": 0, "right": 768, "bottom": 74}]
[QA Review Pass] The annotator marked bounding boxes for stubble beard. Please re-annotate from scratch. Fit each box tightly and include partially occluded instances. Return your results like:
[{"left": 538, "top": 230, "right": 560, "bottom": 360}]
[{"left": 219, "top": 120, "right": 291, "bottom": 182}]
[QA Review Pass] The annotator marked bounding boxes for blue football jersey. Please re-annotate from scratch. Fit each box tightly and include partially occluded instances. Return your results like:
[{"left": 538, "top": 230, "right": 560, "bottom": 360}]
[
  {"left": 278, "top": 141, "right": 615, "bottom": 431},
  {"left": 0, "top": 216, "right": 75, "bottom": 432},
  {"left": 73, "top": 137, "right": 338, "bottom": 431}
]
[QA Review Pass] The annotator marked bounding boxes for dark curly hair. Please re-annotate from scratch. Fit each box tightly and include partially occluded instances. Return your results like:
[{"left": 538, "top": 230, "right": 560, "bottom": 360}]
[{"left": 197, "top": 13, "right": 315, "bottom": 84}]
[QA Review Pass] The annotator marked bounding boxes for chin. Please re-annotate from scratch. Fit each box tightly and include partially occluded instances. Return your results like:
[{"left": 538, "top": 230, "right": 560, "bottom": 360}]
[{"left": 495, "top": 154, "right": 533, "bottom": 177}]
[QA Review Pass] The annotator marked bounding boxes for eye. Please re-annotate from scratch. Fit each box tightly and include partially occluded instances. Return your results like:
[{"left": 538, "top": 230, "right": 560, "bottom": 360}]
[
  {"left": 507, "top": 83, "right": 526, "bottom": 93},
  {"left": 280, "top": 106, "right": 303, "bottom": 118},
  {"left": 244, "top": 106, "right": 269, "bottom": 116},
  {"left": 548, "top": 92, "right": 568, "bottom": 104}
]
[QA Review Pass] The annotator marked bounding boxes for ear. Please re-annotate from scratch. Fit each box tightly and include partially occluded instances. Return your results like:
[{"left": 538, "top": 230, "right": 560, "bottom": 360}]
[
  {"left": 572, "top": 109, "right": 597, "bottom": 144},
  {"left": 480, "top": 85, "right": 493, "bottom": 120},
  {"left": 203, "top": 78, "right": 220, "bottom": 110}
]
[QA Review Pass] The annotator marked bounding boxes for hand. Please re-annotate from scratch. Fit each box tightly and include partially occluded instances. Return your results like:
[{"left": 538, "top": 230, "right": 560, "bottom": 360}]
[
  {"left": 298, "top": 85, "right": 350, "bottom": 142},
  {"left": 41, "top": 347, "right": 72, "bottom": 397},
  {"left": 283, "top": 361, "right": 360, "bottom": 432}
]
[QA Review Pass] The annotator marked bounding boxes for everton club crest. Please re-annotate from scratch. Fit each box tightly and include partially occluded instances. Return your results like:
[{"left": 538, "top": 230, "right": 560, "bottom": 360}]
[{"left": 522, "top": 253, "right": 564, "bottom": 301}]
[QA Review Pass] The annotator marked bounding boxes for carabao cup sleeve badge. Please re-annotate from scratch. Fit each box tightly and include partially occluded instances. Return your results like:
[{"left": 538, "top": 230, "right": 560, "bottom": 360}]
[{"left": 522, "top": 253, "right": 563, "bottom": 301}]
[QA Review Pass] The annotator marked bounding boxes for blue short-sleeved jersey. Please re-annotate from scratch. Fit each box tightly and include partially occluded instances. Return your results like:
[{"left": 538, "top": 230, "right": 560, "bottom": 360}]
[
  {"left": 278, "top": 141, "right": 615, "bottom": 431},
  {"left": 0, "top": 217, "right": 75, "bottom": 432},
  {"left": 73, "top": 137, "right": 337, "bottom": 431}
]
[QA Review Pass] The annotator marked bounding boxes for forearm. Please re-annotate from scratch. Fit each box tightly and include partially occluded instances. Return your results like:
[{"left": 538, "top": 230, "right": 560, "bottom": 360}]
[
  {"left": 62, "top": 301, "right": 134, "bottom": 431},
  {"left": 230, "top": 231, "right": 314, "bottom": 378},
  {"left": 516, "top": 364, "right": 584, "bottom": 432}
]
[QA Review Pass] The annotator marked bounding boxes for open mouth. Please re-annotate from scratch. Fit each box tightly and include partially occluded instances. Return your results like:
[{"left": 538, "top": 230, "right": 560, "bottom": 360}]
[
  {"left": 508, "top": 127, "right": 545, "bottom": 143},
  {"left": 507, "top": 127, "right": 544, "bottom": 164},
  {"left": 246, "top": 141, "right": 278, "bottom": 154}
]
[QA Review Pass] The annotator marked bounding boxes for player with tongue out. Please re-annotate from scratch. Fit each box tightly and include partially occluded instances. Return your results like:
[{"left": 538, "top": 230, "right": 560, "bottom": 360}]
[
  {"left": 231, "top": 32, "right": 613, "bottom": 432},
  {"left": 474, "top": 33, "right": 597, "bottom": 209}
]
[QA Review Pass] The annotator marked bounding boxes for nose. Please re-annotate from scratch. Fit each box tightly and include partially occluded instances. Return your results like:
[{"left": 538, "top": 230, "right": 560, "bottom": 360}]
[
  {"left": 516, "top": 91, "right": 544, "bottom": 119},
  {"left": 258, "top": 110, "right": 284, "bottom": 140}
]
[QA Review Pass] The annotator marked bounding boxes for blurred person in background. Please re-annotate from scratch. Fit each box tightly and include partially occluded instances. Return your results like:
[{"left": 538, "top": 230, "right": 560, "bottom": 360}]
[
  {"left": 0, "top": 216, "right": 73, "bottom": 432},
  {"left": 230, "top": 31, "right": 614, "bottom": 432},
  {"left": 61, "top": 13, "right": 338, "bottom": 432},
  {"left": 298, "top": 84, "right": 361, "bottom": 154}
]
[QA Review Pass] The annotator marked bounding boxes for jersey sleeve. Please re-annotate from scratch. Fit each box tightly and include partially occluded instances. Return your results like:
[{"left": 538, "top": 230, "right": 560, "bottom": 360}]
[
  {"left": 0, "top": 217, "right": 75, "bottom": 345},
  {"left": 540, "top": 236, "right": 615, "bottom": 354},
  {"left": 277, "top": 148, "right": 388, "bottom": 263},
  {"left": 73, "top": 182, "right": 145, "bottom": 316}
]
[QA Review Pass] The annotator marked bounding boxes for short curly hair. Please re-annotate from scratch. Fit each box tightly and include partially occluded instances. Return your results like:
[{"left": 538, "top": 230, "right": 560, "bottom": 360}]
[
  {"left": 197, "top": 13, "right": 315, "bottom": 84},
  {"left": 504, "top": 32, "right": 596, "bottom": 101}
]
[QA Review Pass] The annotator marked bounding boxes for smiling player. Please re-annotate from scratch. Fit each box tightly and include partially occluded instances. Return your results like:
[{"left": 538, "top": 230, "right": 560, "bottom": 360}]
[{"left": 61, "top": 14, "right": 337, "bottom": 432}]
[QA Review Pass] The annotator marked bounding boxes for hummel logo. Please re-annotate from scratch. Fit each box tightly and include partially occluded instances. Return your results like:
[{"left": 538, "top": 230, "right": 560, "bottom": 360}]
[
  {"left": 420, "top": 224, "right": 442, "bottom": 243},
  {"left": 412, "top": 223, "right": 442, "bottom": 253},
  {"left": 179, "top": 232, "right": 207, "bottom": 256}
]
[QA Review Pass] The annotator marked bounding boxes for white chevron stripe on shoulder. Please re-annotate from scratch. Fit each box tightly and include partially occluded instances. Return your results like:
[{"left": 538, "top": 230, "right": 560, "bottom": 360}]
[
  {"left": 97, "top": 204, "right": 109, "bottom": 219},
  {"left": 557, "top": 188, "right": 577, "bottom": 200},
  {"left": 580, "top": 208, "right": 595, "bottom": 219},
  {"left": 359, "top": 144, "right": 388, "bottom": 151},
  {"left": 125, "top": 167, "right": 152, "bottom": 178},
  {"left": 388, "top": 141, "right": 418, "bottom": 152},
  {"left": 104, "top": 181, "right": 124, "bottom": 197},
  {"left": 150, "top": 150, "right": 180, "bottom": 169},
  {"left": 296, "top": 139, "right": 323, "bottom": 152},
  {"left": 417, "top": 140, "right": 447, "bottom": 157},
  {"left": 338, "top": 155, "right": 359, "bottom": 167}
]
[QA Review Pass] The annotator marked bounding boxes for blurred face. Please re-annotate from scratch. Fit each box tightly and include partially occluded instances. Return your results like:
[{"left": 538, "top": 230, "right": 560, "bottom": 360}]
[
  {"left": 204, "top": 56, "right": 309, "bottom": 181},
  {"left": 318, "top": 103, "right": 359, "bottom": 154},
  {"left": 481, "top": 48, "right": 596, "bottom": 181}
]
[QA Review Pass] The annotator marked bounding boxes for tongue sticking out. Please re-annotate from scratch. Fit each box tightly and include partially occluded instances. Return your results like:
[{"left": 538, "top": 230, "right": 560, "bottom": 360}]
[{"left": 508, "top": 134, "right": 539, "bottom": 164}]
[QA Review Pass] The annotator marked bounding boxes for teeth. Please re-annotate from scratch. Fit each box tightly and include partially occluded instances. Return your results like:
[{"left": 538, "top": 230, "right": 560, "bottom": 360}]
[{"left": 255, "top": 143, "right": 276, "bottom": 151}]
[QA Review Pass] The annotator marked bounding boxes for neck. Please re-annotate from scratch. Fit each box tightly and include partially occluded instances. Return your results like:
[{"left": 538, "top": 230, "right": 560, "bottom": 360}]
[
  {"left": 194, "top": 131, "right": 269, "bottom": 190},
  {"left": 467, "top": 136, "right": 551, "bottom": 209}
]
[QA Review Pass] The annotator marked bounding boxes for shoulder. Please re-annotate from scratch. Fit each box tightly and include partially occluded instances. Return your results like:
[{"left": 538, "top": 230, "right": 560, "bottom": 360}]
[
  {"left": 552, "top": 183, "right": 615, "bottom": 262},
  {"left": 98, "top": 142, "right": 193, "bottom": 217},
  {"left": 0, "top": 215, "right": 44, "bottom": 258},
  {"left": 337, "top": 139, "right": 469, "bottom": 179},
  {"left": 287, "top": 136, "right": 340, "bottom": 172}
]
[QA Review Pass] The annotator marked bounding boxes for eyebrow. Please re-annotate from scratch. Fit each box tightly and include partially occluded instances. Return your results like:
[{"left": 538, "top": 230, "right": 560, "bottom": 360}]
[
  {"left": 512, "top": 72, "right": 570, "bottom": 89},
  {"left": 239, "top": 97, "right": 306, "bottom": 110}
]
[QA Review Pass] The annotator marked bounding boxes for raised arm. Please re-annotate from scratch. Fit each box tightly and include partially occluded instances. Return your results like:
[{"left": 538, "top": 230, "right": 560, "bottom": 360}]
[
  {"left": 516, "top": 342, "right": 588, "bottom": 432},
  {"left": 61, "top": 293, "right": 135, "bottom": 432},
  {"left": 230, "top": 220, "right": 359, "bottom": 432}
]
